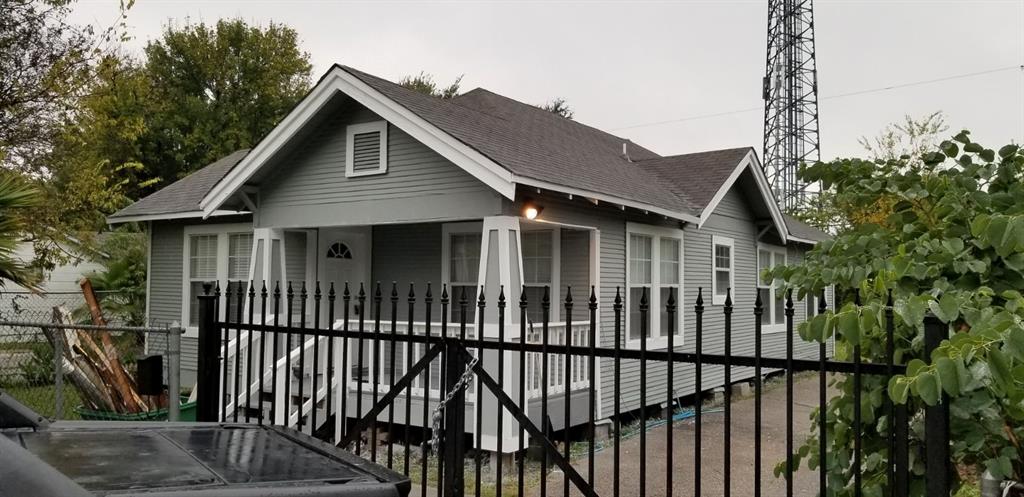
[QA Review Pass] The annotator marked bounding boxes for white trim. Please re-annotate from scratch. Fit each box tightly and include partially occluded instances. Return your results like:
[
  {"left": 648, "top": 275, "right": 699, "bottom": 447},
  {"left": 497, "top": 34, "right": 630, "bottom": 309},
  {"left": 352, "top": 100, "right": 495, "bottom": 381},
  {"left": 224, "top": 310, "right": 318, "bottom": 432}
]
[
  {"left": 624, "top": 222, "right": 685, "bottom": 350},
  {"left": 698, "top": 150, "right": 788, "bottom": 243},
  {"left": 513, "top": 175, "right": 700, "bottom": 225},
  {"left": 345, "top": 121, "right": 389, "bottom": 177},
  {"left": 788, "top": 235, "right": 819, "bottom": 245},
  {"left": 201, "top": 66, "right": 516, "bottom": 216},
  {"left": 108, "top": 210, "right": 248, "bottom": 224},
  {"left": 180, "top": 223, "right": 253, "bottom": 337},
  {"left": 756, "top": 242, "right": 787, "bottom": 333},
  {"left": 143, "top": 221, "right": 153, "bottom": 355},
  {"left": 711, "top": 234, "right": 735, "bottom": 306}
]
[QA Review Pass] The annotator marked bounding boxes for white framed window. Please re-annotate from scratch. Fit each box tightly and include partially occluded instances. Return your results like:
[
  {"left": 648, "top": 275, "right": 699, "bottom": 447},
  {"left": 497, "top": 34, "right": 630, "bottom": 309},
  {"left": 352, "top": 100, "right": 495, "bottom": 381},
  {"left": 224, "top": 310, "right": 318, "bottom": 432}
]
[
  {"left": 181, "top": 223, "right": 253, "bottom": 337},
  {"left": 757, "top": 243, "right": 787, "bottom": 333},
  {"left": 442, "top": 222, "right": 482, "bottom": 325},
  {"left": 626, "top": 223, "right": 684, "bottom": 349},
  {"left": 345, "top": 121, "right": 388, "bottom": 177},
  {"left": 711, "top": 235, "right": 735, "bottom": 306},
  {"left": 521, "top": 228, "right": 561, "bottom": 323}
]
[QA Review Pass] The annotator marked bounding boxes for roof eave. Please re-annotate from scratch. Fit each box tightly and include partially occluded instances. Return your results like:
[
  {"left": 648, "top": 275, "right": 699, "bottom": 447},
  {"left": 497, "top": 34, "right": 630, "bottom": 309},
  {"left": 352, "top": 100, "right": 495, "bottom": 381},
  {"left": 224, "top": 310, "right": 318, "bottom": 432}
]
[
  {"left": 107, "top": 210, "right": 250, "bottom": 225},
  {"left": 513, "top": 175, "right": 700, "bottom": 224}
]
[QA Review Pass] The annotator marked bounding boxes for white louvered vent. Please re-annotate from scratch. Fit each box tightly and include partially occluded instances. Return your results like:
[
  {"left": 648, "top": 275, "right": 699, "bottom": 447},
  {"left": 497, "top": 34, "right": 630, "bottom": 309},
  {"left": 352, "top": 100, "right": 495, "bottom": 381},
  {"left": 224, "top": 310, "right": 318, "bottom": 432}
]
[{"left": 346, "top": 121, "right": 388, "bottom": 177}]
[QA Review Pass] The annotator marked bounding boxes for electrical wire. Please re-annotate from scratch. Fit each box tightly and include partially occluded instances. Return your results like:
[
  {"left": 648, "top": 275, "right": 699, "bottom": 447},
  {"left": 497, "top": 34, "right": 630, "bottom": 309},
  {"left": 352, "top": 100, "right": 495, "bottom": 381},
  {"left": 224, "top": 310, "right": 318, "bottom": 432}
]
[{"left": 610, "top": 64, "right": 1024, "bottom": 131}]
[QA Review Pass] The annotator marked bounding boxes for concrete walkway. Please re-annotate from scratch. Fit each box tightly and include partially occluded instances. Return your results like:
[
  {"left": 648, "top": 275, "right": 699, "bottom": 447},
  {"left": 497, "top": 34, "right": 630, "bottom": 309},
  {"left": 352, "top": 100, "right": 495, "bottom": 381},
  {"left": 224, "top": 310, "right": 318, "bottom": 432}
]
[{"left": 544, "top": 374, "right": 826, "bottom": 496}]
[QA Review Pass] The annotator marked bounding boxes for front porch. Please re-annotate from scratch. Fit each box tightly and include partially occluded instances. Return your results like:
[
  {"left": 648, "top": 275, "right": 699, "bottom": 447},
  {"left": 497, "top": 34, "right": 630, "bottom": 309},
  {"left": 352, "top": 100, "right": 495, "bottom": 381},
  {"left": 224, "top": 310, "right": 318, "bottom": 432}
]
[{"left": 221, "top": 216, "right": 600, "bottom": 452}]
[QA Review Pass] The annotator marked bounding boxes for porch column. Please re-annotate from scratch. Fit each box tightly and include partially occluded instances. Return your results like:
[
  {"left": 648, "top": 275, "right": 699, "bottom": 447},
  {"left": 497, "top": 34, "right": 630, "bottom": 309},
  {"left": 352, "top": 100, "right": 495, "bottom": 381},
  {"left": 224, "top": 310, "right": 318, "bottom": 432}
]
[
  {"left": 250, "top": 228, "right": 286, "bottom": 291},
  {"left": 477, "top": 216, "right": 524, "bottom": 339},
  {"left": 476, "top": 216, "right": 525, "bottom": 454}
]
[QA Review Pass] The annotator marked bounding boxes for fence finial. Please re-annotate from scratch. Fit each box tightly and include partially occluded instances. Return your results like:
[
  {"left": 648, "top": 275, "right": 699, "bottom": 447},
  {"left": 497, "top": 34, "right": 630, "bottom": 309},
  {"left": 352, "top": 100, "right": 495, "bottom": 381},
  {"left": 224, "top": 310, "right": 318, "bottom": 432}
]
[
  {"left": 696, "top": 287, "right": 704, "bottom": 310},
  {"left": 614, "top": 286, "right": 622, "bottom": 308},
  {"left": 589, "top": 286, "right": 598, "bottom": 310},
  {"left": 754, "top": 286, "right": 763, "bottom": 313},
  {"left": 391, "top": 282, "right": 399, "bottom": 303},
  {"left": 425, "top": 282, "right": 433, "bottom": 301},
  {"left": 565, "top": 286, "right": 573, "bottom": 309},
  {"left": 785, "top": 288, "right": 794, "bottom": 316},
  {"left": 408, "top": 282, "right": 416, "bottom": 302},
  {"left": 328, "top": 282, "right": 336, "bottom": 301},
  {"left": 440, "top": 283, "right": 448, "bottom": 303},
  {"left": 498, "top": 285, "right": 506, "bottom": 308},
  {"left": 314, "top": 281, "right": 322, "bottom": 301},
  {"left": 519, "top": 284, "right": 528, "bottom": 308},
  {"left": 478, "top": 285, "right": 486, "bottom": 308},
  {"left": 724, "top": 287, "right": 732, "bottom": 309},
  {"left": 886, "top": 288, "right": 894, "bottom": 307}
]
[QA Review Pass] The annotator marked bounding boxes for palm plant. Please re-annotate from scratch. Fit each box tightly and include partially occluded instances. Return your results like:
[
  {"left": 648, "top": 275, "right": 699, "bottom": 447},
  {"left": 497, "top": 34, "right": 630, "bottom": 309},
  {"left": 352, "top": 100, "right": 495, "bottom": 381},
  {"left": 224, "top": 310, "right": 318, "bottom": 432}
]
[{"left": 0, "top": 175, "right": 40, "bottom": 290}]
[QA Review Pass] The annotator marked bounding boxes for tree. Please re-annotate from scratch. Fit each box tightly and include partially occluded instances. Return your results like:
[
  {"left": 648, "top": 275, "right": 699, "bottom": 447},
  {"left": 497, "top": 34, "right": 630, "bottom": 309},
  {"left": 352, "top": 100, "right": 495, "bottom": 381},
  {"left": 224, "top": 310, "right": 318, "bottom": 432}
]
[
  {"left": 138, "top": 18, "right": 313, "bottom": 187},
  {"left": 399, "top": 72, "right": 463, "bottom": 99},
  {"left": 792, "top": 112, "right": 948, "bottom": 233},
  {"left": 0, "top": 0, "right": 130, "bottom": 175},
  {"left": 773, "top": 132, "right": 1024, "bottom": 495},
  {"left": 539, "top": 97, "right": 574, "bottom": 119}
]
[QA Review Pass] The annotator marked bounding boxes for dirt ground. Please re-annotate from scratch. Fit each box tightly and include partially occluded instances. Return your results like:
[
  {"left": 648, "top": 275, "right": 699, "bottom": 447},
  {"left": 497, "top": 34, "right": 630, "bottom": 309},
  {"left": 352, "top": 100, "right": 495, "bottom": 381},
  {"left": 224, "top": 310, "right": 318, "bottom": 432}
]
[{"left": 541, "top": 374, "right": 825, "bottom": 497}]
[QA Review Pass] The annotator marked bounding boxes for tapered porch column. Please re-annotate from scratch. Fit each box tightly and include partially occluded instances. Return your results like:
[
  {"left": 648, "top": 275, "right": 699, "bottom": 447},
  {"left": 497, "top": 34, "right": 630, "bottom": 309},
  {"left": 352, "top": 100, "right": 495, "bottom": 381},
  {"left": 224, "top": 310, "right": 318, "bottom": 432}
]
[
  {"left": 475, "top": 216, "right": 525, "bottom": 454},
  {"left": 477, "top": 216, "right": 524, "bottom": 338},
  {"left": 249, "top": 228, "right": 287, "bottom": 292}
]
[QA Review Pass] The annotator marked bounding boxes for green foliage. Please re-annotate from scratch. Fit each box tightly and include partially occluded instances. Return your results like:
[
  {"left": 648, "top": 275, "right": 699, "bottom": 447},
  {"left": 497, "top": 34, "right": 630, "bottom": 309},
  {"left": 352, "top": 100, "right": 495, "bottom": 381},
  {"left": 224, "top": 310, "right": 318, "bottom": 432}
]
[
  {"left": 18, "top": 342, "right": 55, "bottom": 386},
  {"left": 772, "top": 132, "right": 1024, "bottom": 494},
  {"left": 538, "top": 97, "right": 574, "bottom": 119},
  {"left": 0, "top": 173, "right": 42, "bottom": 289},
  {"left": 399, "top": 72, "right": 463, "bottom": 99},
  {"left": 83, "top": 228, "right": 147, "bottom": 325}
]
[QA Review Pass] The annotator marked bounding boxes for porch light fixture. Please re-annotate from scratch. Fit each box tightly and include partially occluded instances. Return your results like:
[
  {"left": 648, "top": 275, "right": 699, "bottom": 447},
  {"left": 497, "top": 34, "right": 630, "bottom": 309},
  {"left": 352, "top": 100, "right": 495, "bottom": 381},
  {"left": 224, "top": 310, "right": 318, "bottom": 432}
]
[{"left": 523, "top": 203, "right": 543, "bottom": 220}]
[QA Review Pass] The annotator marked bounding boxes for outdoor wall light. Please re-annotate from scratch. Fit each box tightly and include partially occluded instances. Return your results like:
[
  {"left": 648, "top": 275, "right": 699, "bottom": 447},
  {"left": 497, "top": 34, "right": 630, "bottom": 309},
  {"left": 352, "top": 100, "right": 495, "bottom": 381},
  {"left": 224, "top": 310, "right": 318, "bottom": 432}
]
[{"left": 523, "top": 203, "right": 543, "bottom": 220}]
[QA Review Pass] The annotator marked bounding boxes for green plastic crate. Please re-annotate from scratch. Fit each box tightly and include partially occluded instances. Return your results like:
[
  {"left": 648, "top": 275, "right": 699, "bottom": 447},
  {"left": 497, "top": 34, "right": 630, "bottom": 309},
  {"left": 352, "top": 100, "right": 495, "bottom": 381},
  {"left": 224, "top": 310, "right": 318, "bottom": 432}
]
[{"left": 74, "top": 397, "right": 196, "bottom": 422}]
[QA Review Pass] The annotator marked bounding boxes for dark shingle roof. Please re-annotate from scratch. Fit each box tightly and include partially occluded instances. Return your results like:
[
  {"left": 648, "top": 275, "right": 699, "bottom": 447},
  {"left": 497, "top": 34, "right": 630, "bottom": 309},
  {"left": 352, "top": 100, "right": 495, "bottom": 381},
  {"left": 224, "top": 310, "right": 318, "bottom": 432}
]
[
  {"left": 340, "top": 66, "right": 695, "bottom": 216},
  {"left": 634, "top": 147, "right": 753, "bottom": 213},
  {"left": 108, "top": 149, "right": 249, "bottom": 220},
  {"left": 784, "top": 214, "right": 831, "bottom": 242}
]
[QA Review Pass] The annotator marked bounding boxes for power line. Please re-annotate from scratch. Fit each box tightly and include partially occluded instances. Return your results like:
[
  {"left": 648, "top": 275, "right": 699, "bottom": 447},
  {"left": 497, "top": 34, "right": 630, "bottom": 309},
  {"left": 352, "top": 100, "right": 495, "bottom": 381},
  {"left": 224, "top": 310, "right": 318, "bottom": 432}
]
[{"left": 610, "top": 64, "right": 1024, "bottom": 131}]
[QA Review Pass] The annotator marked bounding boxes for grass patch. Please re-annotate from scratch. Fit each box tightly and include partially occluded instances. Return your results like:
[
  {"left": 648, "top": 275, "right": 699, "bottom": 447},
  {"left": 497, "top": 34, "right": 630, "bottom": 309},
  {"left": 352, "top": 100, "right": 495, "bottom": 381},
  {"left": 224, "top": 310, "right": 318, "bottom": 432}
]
[{"left": 2, "top": 383, "right": 82, "bottom": 420}]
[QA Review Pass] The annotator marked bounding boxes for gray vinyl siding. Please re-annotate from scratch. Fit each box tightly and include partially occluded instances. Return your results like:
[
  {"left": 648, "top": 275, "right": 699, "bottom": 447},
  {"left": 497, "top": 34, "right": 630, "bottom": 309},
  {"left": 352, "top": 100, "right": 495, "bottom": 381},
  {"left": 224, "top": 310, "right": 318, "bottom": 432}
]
[
  {"left": 145, "top": 216, "right": 252, "bottom": 387},
  {"left": 257, "top": 103, "right": 502, "bottom": 228},
  {"left": 370, "top": 223, "right": 443, "bottom": 321},
  {"left": 560, "top": 229, "right": 591, "bottom": 302}
]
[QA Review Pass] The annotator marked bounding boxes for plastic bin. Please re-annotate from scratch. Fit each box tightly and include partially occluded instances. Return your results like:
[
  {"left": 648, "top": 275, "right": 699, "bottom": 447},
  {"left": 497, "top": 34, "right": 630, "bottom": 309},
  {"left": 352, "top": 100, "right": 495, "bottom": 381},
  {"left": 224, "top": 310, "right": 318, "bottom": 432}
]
[{"left": 73, "top": 396, "right": 196, "bottom": 421}]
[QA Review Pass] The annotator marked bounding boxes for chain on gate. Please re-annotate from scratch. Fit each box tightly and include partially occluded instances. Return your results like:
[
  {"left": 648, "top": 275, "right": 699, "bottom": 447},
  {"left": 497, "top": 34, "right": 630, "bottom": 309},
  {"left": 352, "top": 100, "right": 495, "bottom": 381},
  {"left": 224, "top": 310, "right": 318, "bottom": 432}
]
[{"left": 429, "top": 355, "right": 479, "bottom": 453}]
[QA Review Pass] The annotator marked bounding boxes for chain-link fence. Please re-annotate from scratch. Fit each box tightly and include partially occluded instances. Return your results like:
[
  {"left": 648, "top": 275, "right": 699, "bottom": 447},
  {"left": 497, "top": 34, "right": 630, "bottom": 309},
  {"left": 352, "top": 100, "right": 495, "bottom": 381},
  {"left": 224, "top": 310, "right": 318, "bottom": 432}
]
[{"left": 0, "top": 291, "right": 182, "bottom": 421}]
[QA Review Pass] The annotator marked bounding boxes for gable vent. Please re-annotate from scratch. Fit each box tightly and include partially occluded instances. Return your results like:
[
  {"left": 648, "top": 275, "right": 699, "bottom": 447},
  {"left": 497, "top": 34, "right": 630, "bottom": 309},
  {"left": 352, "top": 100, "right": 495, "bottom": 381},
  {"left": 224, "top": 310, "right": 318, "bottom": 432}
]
[
  {"left": 352, "top": 132, "right": 381, "bottom": 172},
  {"left": 345, "top": 121, "right": 388, "bottom": 177}
]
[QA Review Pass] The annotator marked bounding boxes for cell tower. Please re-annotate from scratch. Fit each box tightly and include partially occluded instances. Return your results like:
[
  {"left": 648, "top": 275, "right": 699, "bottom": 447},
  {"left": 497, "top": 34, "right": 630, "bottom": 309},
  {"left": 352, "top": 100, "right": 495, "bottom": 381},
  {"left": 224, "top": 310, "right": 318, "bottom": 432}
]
[{"left": 762, "top": 0, "right": 821, "bottom": 211}]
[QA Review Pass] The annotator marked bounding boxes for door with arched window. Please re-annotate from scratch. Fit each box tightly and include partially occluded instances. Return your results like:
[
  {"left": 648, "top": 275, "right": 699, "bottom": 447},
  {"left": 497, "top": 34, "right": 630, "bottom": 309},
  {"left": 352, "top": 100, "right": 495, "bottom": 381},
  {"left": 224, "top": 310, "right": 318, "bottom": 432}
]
[{"left": 317, "top": 227, "right": 371, "bottom": 324}]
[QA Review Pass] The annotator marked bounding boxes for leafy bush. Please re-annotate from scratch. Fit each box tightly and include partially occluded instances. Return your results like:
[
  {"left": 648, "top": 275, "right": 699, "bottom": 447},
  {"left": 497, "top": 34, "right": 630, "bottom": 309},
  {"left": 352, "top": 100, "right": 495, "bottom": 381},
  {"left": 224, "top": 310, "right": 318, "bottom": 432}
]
[
  {"left": 18, "top": 341, "right": 54, "bottom": 386},
  {"left": 773, "top": 132, "right": 1024, "bottom": 495}
]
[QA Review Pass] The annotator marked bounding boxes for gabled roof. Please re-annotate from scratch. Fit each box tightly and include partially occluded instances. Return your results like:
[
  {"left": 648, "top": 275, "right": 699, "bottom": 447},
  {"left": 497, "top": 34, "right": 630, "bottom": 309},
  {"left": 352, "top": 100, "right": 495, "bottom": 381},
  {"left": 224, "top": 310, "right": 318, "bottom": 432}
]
[
  {"left": 111, "top": 64, "right": 827, "bottom": 244},
  {"left": 107, "top": 149, "right": 250, "bottom": 222}
]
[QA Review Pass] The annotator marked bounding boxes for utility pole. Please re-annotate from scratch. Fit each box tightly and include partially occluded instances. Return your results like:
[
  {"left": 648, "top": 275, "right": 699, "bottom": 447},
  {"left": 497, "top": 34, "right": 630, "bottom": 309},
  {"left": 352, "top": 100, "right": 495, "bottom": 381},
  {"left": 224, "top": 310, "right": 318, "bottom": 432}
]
[{"left": 763, "top": 0, "right": 821, "bottom": 211}]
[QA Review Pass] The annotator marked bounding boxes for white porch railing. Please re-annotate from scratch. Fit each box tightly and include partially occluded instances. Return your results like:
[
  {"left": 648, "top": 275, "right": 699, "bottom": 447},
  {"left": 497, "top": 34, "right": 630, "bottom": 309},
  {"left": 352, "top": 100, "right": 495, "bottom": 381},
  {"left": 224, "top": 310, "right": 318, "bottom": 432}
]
[{"left": 524, "top": 322, "right": 592, "bottom": 399}]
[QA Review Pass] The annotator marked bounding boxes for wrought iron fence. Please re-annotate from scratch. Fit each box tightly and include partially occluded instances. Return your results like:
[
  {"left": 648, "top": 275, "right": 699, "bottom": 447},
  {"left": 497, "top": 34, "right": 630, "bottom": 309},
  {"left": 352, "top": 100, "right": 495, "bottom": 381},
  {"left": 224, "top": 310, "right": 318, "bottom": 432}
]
[{"left": 196, "top": 281, "right": 952, "bottom": 497}]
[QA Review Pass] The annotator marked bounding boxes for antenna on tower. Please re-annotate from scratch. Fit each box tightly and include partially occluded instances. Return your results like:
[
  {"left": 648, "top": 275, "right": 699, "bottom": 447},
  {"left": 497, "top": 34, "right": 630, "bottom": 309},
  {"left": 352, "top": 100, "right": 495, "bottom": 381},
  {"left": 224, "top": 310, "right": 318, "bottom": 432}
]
[{"left": 762, "top": 0, "right": 821, "bottom": 211}]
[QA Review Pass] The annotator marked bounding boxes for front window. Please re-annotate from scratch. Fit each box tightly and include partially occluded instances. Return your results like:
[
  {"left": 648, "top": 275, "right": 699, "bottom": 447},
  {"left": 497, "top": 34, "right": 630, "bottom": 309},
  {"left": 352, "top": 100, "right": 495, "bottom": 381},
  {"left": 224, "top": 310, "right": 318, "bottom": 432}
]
[
  {"left": 183, "top": 226, "right": 253, "bottom": 331},
  {"left": 712, "top": 235, "right": 734, "bottom": 305},
  {"left": 448, "top": 232, "right": 481, "bottom": 324},
  {"left": 627, "top": 224, "right": 684, "bottom": 347},
  {"left": 522, "top": 230, "right": 554, "bottom": 323},
  {"left": 758, "top": 245, "right": 787, "bottom": 331}
]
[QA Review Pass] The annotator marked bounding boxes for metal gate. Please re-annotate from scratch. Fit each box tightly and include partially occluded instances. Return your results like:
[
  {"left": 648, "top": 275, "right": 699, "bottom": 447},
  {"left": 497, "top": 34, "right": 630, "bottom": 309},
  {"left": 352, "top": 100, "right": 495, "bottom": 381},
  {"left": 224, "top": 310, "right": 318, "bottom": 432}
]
[{"left": 195, "top": 281, "right": 952, "bottom": 497}]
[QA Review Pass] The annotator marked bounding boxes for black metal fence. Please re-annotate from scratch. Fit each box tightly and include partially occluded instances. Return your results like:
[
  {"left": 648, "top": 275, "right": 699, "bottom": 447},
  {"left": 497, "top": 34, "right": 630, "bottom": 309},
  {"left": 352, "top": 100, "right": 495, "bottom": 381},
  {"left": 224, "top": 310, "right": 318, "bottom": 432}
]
[{"left": 195, "top": 281, "right": 951, "bottom": 497}]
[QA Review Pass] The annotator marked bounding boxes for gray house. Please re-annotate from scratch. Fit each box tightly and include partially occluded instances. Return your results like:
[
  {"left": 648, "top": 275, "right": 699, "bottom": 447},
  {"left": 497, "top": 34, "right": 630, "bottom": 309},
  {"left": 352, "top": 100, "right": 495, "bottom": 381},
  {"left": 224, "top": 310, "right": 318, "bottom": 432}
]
[{"left": 108, "top": 64, "right": 828, "bottom": 452}]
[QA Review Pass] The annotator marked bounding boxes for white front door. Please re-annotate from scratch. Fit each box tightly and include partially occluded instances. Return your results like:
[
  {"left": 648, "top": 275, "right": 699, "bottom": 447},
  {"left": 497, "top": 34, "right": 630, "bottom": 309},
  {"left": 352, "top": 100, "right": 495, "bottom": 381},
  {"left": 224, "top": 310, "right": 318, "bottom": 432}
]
[{"left": 317, "top": 227, "right": 371, "bottom": 322}]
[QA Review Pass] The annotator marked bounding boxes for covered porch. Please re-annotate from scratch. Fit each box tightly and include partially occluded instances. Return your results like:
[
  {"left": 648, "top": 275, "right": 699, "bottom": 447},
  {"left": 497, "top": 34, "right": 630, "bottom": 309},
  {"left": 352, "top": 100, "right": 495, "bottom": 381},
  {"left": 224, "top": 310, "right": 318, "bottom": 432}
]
[{"left": 224, "top": 215, "right": 600, "bottom": 452}]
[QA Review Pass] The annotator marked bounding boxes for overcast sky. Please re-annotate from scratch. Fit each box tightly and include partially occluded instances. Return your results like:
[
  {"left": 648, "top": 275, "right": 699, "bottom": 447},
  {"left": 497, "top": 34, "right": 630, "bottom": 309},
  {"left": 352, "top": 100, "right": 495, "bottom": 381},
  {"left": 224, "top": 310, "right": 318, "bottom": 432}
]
[{"left": 71, "top": 0, "right": 1023, "bottom": 161}]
